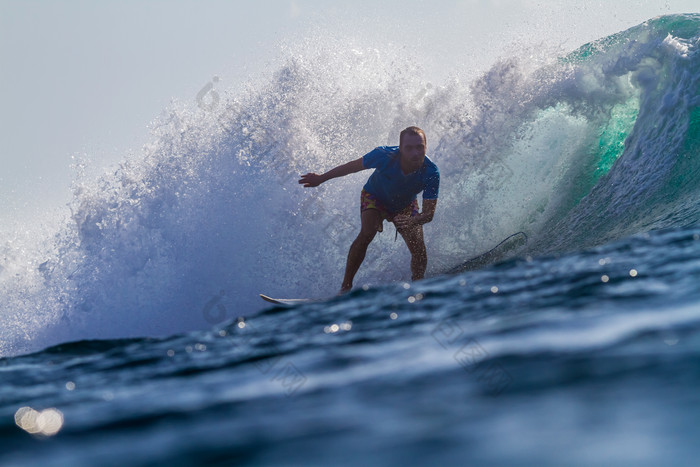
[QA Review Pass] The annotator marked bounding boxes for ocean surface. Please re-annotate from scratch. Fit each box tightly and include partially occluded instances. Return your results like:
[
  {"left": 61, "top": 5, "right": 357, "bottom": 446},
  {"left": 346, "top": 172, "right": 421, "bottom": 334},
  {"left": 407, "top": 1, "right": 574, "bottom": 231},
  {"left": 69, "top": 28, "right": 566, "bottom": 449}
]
[{"left": 2, "top": 14, "right": 700, "bottom": 466}]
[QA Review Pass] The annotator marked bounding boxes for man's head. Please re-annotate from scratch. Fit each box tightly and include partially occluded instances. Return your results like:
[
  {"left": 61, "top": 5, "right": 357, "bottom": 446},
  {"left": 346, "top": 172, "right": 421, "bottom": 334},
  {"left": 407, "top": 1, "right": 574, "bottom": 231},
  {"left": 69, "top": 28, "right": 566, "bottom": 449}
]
[{"left": 399, "top": 126, "right": 427, "bottom": 173}]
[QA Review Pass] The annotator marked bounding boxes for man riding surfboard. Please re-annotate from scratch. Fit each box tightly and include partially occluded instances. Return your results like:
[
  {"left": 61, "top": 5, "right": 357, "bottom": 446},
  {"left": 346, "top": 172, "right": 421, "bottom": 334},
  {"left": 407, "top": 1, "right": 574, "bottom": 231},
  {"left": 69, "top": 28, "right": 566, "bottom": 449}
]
[{"left": 299, "top": 126, "right": 440, "bottom": 293}]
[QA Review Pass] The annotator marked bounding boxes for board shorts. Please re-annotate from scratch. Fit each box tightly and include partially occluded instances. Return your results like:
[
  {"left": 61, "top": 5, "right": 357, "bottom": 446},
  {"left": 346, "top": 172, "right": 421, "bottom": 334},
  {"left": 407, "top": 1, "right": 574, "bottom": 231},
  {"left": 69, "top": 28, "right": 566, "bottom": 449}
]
[{"left": 360, "top": 189, "right": 419, "bottom": 233}]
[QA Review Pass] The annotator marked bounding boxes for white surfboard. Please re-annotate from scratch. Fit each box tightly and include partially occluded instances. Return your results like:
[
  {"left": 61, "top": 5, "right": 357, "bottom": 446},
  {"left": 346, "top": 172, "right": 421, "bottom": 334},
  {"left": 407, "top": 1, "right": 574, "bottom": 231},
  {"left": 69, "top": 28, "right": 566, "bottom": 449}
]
[{"left": 259, "top": 294, "right": 314, "bottom": 306}]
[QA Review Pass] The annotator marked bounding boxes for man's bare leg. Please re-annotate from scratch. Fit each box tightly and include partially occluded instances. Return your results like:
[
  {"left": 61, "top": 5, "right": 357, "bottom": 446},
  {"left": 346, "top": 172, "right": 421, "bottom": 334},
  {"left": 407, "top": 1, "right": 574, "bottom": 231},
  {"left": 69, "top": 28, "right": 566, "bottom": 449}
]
[
  {"left": 341, "top": 209, "right": 382, "bottom": 293},
  {"left": 398, "top": 224, "right": 427, "bottom": 280}
]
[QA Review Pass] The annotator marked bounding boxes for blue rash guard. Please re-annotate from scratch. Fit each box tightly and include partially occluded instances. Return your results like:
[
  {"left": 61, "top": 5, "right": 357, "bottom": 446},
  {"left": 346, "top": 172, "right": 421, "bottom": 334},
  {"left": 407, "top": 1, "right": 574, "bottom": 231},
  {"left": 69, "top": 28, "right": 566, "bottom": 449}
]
[{"left": 362, "top": 146, "right": 440, "bottom": 214}]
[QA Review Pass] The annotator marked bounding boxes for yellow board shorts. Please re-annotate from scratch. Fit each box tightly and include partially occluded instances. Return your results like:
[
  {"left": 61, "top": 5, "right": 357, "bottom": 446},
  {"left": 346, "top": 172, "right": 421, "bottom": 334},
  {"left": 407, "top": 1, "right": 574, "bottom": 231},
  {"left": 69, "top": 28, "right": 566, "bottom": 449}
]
[{"left": 360, "top": 189, "right": 419, "bottom": 233}]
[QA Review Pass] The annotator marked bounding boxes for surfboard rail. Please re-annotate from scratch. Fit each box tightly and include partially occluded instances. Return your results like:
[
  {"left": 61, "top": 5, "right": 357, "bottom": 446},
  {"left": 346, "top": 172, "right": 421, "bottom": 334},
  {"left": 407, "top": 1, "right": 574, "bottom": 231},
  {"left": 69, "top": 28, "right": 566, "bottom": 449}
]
[
  {"left": 447, "top": 232, "right": 528, "bottom": 274},
  {"left": 259, "top": 294, "right": 313, "bottom": 306}
]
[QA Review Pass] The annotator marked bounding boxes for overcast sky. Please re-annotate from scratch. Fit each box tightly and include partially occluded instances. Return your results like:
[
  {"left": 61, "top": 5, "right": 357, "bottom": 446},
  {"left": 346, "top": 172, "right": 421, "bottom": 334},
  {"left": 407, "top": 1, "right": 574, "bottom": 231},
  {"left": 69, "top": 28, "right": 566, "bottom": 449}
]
[{"left": 1, "top": 0, "right": 697, "bottom": 228}]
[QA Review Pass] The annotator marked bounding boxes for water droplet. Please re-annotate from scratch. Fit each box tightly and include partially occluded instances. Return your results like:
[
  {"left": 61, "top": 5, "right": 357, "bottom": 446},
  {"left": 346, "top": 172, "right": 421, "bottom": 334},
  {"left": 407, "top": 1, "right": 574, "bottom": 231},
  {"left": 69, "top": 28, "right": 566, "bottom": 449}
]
[{"left": 15, "top": 407, "right": 64, "bottom": 436}]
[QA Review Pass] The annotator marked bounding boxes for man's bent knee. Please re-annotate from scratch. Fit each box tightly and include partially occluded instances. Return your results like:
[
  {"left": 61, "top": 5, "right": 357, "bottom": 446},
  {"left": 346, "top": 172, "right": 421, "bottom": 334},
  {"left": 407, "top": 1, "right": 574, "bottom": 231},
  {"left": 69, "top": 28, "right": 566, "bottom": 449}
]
[
  {"left": 401, "top": 227, "right": 423, "bottom": 246},
  {"left": 354, "top": 229, "right": 376, "bottom": 247}
]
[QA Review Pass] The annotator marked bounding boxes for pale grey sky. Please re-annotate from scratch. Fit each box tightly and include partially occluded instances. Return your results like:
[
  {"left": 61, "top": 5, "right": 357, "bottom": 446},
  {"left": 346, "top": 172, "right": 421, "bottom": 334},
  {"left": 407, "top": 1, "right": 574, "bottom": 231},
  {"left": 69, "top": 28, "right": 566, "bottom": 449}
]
[{"left": 1, "top": 0, "right": 697, "bottom": 228}]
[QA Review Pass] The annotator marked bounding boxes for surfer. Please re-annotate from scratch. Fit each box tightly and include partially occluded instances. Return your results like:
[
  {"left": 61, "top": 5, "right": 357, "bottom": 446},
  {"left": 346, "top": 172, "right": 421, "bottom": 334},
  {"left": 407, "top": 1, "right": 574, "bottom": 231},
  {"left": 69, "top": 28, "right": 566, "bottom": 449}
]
[{"left": 299, "top": 126, "right": 440, "bottom": 293}]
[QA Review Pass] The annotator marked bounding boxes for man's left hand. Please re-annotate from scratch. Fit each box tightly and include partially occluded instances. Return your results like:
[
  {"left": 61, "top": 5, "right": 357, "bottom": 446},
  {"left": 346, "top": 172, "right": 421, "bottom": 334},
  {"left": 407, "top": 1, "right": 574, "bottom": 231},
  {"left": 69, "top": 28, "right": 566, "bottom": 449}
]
[{"left": 393, "top": 214, "right": 415, "bottom": 231}]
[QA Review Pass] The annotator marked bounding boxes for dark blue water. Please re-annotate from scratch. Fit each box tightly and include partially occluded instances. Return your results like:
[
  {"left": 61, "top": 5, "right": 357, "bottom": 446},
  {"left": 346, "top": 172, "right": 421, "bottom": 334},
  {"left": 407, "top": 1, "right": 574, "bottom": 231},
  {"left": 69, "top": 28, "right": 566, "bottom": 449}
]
[
  {"left": 1, "top": 14, "right": 700, "bottom": 466},
  {"left": 4, "top": 226, "right": 700, "bottom": 466}
]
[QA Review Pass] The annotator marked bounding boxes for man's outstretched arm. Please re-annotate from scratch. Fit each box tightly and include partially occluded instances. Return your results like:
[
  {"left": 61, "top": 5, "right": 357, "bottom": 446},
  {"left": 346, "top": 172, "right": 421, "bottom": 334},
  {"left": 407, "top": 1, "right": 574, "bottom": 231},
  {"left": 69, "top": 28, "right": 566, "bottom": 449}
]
[{"left": 299, "top": 158, "right": 364, "bottom": 187}]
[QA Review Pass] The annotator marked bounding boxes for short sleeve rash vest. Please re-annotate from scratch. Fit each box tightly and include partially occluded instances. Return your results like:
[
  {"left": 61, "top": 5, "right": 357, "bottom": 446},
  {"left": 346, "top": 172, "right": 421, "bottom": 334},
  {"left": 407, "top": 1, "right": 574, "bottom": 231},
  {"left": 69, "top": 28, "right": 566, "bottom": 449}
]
[{"left": 361, "top": 146, "right": 440, "bottom": 213}]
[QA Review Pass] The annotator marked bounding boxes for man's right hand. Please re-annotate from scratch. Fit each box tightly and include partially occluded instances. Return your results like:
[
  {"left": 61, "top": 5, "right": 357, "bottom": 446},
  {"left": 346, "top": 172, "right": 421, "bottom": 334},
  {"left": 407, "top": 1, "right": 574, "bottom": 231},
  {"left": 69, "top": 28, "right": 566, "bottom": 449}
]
[{"left": 299, "top": 173, "right": 324, "bottom": 187}]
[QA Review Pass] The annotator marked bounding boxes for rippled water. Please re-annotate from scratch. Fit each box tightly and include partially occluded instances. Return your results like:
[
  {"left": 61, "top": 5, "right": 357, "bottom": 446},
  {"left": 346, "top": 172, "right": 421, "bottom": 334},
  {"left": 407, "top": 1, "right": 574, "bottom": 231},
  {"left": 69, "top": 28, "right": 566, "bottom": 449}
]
[{"left": 2, "top": 226, "right": 700, "bottom": 466}]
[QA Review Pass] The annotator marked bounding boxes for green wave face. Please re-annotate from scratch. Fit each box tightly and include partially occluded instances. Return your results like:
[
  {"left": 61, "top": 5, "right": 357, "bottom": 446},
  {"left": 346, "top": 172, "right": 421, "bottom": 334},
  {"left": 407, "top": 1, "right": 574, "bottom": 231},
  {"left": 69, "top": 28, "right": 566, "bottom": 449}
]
[
  {"left": 525, "top": 14, "right": 700, "bottom": 252},
  {"left": 595, "top": 97, "right": 640, "bottom": 179},
  {"left": 434, "top": 15, "right": 700, "bottom": 260}
]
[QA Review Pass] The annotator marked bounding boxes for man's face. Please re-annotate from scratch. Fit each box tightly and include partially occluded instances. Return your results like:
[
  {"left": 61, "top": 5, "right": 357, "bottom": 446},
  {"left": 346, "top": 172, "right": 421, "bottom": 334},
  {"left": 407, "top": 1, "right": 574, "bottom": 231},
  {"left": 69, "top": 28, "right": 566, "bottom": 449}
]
[{"left": 399, "top": 132, "right": 427, "bottom": 173}]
